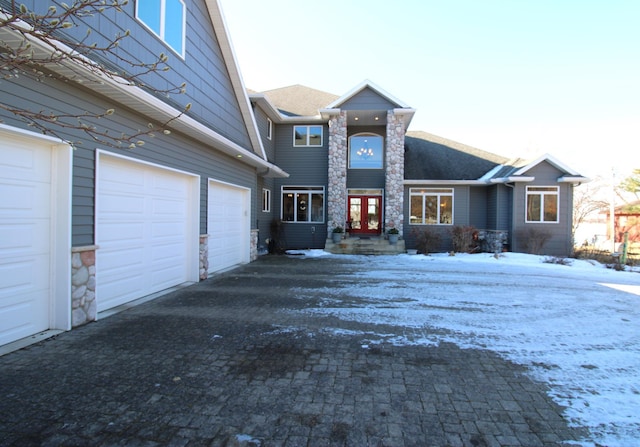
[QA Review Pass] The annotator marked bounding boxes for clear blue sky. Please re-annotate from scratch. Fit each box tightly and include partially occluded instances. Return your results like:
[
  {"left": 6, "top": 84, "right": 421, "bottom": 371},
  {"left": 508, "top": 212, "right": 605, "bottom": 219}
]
[{"left": 218, "top": 0, "right": 639, "bottom": 180}]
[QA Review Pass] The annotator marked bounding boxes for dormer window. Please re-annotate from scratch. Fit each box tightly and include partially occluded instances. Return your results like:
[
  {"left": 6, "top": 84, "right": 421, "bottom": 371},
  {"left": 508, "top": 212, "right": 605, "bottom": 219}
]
[{"left": 136, "top": 0, "right": 186, "bottom": 57}]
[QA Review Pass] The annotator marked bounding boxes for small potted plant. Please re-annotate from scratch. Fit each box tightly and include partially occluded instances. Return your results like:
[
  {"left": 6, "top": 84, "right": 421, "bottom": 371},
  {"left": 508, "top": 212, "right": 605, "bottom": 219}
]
[
  {"left": 387, "top": 227, "right": 399, "bottom": 245},
  {"left": 332, "top": 225, "right": 344, "bottom": 243}
]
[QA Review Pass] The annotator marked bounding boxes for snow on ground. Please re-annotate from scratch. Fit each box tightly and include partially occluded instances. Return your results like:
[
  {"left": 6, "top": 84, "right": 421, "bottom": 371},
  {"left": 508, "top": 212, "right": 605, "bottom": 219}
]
[{"left": 286, "top": 250, "right": 640, "bottom": 447}]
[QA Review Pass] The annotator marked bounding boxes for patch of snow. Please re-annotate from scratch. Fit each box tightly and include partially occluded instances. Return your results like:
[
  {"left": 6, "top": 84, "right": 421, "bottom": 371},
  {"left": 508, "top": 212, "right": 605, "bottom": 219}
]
[{"left": 289, "top": 251, "right": 640, "bottom": 447}]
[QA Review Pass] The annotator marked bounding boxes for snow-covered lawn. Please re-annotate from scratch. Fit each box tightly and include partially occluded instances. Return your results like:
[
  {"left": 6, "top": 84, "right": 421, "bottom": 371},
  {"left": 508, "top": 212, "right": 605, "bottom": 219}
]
[{"left": 287, "top": 250, "right": 640, "bottom": 447}]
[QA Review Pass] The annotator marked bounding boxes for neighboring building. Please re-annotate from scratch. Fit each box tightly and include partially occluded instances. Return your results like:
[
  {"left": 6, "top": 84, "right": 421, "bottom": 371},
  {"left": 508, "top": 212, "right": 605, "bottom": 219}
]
[
  {"left": 250, "top": 82, "right": 588, "bottom": 257},
  {"left": 0, "top": 0, "right": 587, "bottom": 348}
]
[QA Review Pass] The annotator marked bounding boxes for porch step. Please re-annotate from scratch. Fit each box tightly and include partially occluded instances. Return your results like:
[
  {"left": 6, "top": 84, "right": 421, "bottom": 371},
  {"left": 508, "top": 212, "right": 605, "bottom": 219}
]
[{"left": 325, "top": 236, "right": 406, "bottom": 255}]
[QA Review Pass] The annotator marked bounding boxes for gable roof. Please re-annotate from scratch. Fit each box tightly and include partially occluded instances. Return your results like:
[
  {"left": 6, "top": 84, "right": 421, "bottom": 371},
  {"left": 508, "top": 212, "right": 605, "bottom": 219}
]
[
  {"left": 326, "top": 79, "right": 409, "bottom": 109},
  {"left": 489, "top": 153, "right": 589, "bottom": 183},
  {"left": 404, "top": 131, "right": 509, "bottom": 181},
  {"left": 261, "top": 85, "right": 340, "bottom": 117}
]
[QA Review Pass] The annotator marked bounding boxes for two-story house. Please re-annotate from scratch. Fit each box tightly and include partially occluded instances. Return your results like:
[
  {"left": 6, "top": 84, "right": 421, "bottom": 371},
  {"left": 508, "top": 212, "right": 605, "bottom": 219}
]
[
  {"left": 0, "top": 0, "right": 586, "bottom": 349},
  {"left": 250, "top": 82, "right": 588, "bottom": 256}
]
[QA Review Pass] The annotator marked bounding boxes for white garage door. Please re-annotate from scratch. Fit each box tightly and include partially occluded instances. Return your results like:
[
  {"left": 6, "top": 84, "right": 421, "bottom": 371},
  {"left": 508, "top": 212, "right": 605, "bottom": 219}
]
[
  {"left": 0, "top": 127, "right": 71, "bottom": 346},
  {"left": 208, "top": 180, "right": 250, "bottom": 273},
  {"left": 96, "top": 153, "right": 199, "bottom": 312}
]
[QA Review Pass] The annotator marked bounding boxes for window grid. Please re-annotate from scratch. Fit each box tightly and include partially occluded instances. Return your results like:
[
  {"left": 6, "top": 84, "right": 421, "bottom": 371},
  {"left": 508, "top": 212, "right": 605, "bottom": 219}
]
[
  {"left": 281, "top": 186, "right": 325, "bottom": 223},
  {"left": 293, "top": 126, "right": 323, "bottom": 147},
  {"left": 526, "top": 186, "right": 559, "bottom": 223},
  {"left": 136, "top": 0, "right": 186, "bottom": 57},
  {"left": 409, "top": 188, "right": 454, "bottom": 225}
]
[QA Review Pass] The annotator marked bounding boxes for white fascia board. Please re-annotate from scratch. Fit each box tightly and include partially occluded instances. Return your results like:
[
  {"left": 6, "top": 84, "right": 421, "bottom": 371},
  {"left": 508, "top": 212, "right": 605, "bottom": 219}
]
[
  {"left": 0, "top": 18, "right": 288, "bottom": 178},
  {"left": 404, "top": 179, "right": 488, "bottom": 186},
  {"left": 327, "top": 79, "right": 410, "bottom": 109},
  {"left": 205, "top": 0, "right": 266, "bottom": 160},
  {"left": 513, "top": 153, "right": 581, "bottom": 176},
  {"left": 558, "top": 176, "right": 591, "bottom": 184},
  {"left": 490, "top": 176, "right": 535, "bottom": 183}
]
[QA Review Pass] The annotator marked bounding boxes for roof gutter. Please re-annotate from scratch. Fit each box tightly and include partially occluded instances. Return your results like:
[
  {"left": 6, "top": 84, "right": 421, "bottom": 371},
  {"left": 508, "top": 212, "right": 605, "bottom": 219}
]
[{"left": 0, "top": 10, "right": 288, "bottom": 179}]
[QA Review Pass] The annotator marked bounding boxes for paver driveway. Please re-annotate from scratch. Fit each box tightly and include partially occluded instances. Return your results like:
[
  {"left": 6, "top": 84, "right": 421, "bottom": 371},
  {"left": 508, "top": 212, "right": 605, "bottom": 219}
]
[{"left": 0, "top": 255, "right": 588, "bottom": 446}]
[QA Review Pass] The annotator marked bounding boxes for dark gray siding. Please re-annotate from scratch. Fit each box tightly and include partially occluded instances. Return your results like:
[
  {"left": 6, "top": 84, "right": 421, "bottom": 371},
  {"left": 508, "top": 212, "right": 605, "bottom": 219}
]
[
  {"left": 5, "top": 0, "right": 252, "bottom": 149},
  {"left": 252, "top": 106, "right": 276, "bottom": 162},
  {"left": 340, "top": 88, "right": 397, "bottom": 111},
  {"left": 510, "top": 162, "right": 573, "bottom": 256},
  {"left": 403, "top": 185, "right": 472, "bottom": 252},
  {"left": 0, "top": 74, "right": 257, "bottom": 246},
  {"left": 469, "top": 187, "right": 487, "bottom": 228},
  {"left": 273, "top": 123, "right": 329, "bottom": 249},
  {"left": 487, "top": 184, "right": 512, "bottom": 232}
]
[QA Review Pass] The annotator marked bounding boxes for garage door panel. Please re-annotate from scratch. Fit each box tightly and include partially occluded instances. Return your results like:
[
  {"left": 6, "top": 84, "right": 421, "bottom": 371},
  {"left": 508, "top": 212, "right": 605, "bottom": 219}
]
[
  {"left": 0, "top": 142, "right": 52, "bottom": 182},
  {"left": 0, "top": 221, "right": 50, "bottom": 258},
  {"left": 98, "top": 222, "right": 145, "bottom": 244},
  {"left": 1, "top": 129, "right": 71, "bottom": 347},
  {"left": 208, "top": 182, "right": 249, "bottom": 273},
  {"left": 97, "top": 154, "right": 195, "bottom": 312},
  {"left": 0, "top": 181, "right": 51, "bottom": 219},
  {"left": 100, "top": 192, "right": 146, "bottom": 216},
  {"left": 0, "top": 256, "right": 48, "bottom": 299}
]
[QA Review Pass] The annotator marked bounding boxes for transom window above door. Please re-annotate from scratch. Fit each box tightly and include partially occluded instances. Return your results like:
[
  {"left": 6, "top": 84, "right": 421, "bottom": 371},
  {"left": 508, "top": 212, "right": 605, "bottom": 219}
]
[{"left": 349, "top": 135, "right": 383, "bottom": 169}]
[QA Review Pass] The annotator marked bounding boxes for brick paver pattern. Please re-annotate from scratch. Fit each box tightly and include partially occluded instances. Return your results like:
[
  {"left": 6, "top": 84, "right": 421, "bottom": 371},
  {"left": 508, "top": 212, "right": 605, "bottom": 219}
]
[{"left": 0, "top": 256, "right": 588, "bottom": 446}]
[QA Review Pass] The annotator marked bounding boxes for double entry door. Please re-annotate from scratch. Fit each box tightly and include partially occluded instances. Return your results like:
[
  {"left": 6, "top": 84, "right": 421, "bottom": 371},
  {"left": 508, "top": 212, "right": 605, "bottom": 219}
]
[{"left": 348, "top": 195, "right": 381, "bottom": 234}]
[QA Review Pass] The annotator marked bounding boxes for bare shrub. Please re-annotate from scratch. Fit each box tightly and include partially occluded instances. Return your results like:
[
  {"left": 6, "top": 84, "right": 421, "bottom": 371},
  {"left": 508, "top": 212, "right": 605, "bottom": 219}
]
[
  {"left": 450, "top": 225, "right": 479, "bottom": 253},
  {"left": 411, "top": 227, "right": 442, "bottom": 254},
  {"left": 518, "top": 228, "right": 552, "bottom": 255}
]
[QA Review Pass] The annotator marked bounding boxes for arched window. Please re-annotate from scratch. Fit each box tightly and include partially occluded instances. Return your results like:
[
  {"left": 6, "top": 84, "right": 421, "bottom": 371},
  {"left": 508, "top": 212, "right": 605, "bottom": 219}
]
[{"left": 349, "top": 134, "right": 383, "bottom": 169}]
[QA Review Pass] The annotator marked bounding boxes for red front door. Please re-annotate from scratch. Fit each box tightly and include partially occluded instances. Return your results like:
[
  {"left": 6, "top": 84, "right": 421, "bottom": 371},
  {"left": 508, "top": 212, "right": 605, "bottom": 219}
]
[{"left": 348, "top": 196, "right": 381, "bottom": 234}]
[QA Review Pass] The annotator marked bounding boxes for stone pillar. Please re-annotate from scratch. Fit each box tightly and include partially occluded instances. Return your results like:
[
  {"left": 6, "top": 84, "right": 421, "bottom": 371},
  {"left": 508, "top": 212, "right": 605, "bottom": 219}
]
[
  {"left": 71, "top": 245, "right": 98, "bottom": 327},
  {"left": 327, "top": 111, "right": 348, "bottom": 232},
  {"left": 250, "top": 229, "right": 259, "bottom": 262},
  {"left": 385, "top": 110, "right": 406, "bottom": 235},
  {"left": 199, "top": 235, "right": 208, "bottom": 280}
]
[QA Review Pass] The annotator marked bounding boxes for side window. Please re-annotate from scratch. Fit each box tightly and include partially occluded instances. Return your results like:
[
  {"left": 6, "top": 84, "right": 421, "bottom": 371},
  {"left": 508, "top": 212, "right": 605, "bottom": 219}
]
[
  {"left": 293, "top": 125, "right": 323, "bottom": 147},
  {"left": 136, "top": 0, "right": 185, "bottom": 57},
  {"left": 526, "top": 186, "right": 559, "bottom": 223},
  {"left": 266, "top": 118, "right": 273, "bottom": 140},
  {"left": 409, "top": 188, "right": 454, "bottom": 225},
  {"left": 262, "top": 189, "right": 271, "bottom": 213}
]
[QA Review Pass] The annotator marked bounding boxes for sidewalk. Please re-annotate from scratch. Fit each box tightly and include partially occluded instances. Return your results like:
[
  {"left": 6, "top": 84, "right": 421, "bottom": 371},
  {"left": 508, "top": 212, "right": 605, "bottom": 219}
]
[{"left": 0, "top": 255, "right": 587, "bottom": 446}]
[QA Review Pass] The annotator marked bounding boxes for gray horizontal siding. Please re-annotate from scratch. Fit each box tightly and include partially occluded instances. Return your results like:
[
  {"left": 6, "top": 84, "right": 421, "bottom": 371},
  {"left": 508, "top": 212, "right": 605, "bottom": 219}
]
[
  {"left": 510, "top": 161, "right": 573, "bottom": 256},
  {"left": 340, "top": 87, "right": 397, "bottom": 111},
  {"left": 4, "top": 0, "right": 252, "bottom": 149},
  {"left": 0, "top": 73, "right": 257, "bottom": 247}
]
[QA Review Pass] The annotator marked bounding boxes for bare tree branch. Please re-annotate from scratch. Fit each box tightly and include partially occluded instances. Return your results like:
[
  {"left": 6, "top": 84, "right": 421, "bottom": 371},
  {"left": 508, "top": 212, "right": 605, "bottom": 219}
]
[{"left": 0, "top": 0, "right": 189, "bottom": 147}]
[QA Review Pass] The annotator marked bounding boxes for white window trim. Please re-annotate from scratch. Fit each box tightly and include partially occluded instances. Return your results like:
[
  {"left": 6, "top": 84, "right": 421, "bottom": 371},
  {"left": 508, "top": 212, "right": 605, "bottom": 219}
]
[
  {"left": 262, "top": 188, "right": 271, "bottom": 212},
  {"left": 293, "top": 125, "right": 323, "bottom": 147},
  {"left": 525, "top": 186, "right": 559, "bottom": 223},
  {"left": 281, "top": 186, "right": 325, "bottom": 223},
  {"left": 135, "top": 0, "right": 186, "bottom": 58},
  {"left": 266, "top": 118, "right": 273, "bottom": 140},
  {"left": 409, "top": 188, "right": 454, "bottom": 225}
]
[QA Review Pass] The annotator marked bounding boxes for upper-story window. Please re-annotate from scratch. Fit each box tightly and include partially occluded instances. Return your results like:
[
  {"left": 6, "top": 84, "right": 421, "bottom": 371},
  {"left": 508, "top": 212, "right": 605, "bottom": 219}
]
[
  {"left": 136, "top": 0, "right": 186, "bottom": 57},
  {"left": 294, "top": 125, "right": 322, "bottom": 147},
  {"left": 266, "top": 118, "right": 273, "bottom": 140},
  {"left": 349, "top": 134, "right": 383, "bottom": 169},
  {"left": 526, "top": 186, "right": 559, "bottom": 223}
]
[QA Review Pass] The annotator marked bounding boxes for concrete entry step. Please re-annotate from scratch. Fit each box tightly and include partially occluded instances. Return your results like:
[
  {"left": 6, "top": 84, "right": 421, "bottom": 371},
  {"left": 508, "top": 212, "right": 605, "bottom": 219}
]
[{"left": 325, "top": 236, "right": 406, "bottom": 255}]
